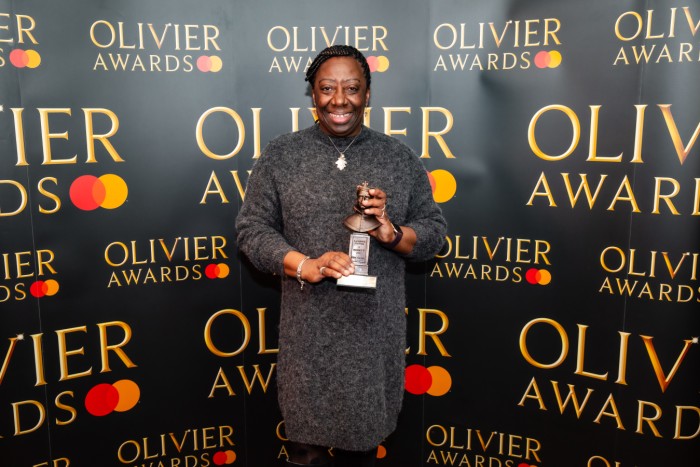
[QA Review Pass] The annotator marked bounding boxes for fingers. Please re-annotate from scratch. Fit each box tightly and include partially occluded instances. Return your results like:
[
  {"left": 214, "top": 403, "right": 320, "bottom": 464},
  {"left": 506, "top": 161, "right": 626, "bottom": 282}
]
[
  {"left": 361, "top": 188, "right": 396, "bottom": 243},
  {"left": 364, "top": 188, "right": 388, "bottom": 220},
  {"left": 316, "top": 252, "right": 354, "bottom": 280},
  {"left": 367, "top": 188, "right": 386, "bottom": 204}
]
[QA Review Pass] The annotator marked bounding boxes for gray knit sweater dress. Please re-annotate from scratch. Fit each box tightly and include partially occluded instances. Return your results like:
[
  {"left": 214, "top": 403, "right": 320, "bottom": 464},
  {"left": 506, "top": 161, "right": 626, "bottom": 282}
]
[{"left": 235, "top": 123, "right": 447, "bottom": 451}]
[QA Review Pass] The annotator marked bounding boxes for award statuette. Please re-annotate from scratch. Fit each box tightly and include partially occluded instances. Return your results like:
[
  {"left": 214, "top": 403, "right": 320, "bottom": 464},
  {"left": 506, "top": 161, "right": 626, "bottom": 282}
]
[{"left": 337, "top": 182, "right": 380, "bottom": 289}]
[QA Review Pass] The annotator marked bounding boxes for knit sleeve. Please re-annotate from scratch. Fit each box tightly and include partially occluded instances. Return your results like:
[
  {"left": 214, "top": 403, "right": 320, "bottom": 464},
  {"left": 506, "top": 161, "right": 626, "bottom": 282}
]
[
  {"left": 402, "top": 158, "right": 448, "bottom": 261},
  {"left": 235, "top": 149, "right": 295, "bottom": 276}
]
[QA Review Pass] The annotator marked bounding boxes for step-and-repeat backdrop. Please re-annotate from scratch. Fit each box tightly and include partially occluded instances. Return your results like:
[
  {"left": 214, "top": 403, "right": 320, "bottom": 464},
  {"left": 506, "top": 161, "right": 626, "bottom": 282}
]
[{"left": 1, "top": 0, "right": 698, "bottom": 466}]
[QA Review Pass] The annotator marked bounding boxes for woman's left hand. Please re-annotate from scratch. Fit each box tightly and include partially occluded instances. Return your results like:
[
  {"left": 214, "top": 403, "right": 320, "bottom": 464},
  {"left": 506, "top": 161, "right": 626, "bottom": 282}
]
[{"left": 364, "top": 187, "right": 397, "bottom": 244}]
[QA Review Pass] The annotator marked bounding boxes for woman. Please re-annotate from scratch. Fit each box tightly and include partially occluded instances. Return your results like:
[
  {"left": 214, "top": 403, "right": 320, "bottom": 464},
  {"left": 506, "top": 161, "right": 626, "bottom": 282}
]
[{"left": 236, "top": 45, "right": 447, "bottom": 466}]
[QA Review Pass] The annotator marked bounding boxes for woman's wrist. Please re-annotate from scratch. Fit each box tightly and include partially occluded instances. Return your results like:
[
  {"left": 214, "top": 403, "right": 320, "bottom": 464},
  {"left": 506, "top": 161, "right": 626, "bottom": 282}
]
[
  {"left": 296, "top": 256, "right": 311, "bottom": 289},
  {"left": 380, "top": 224, "right": 403, "bottom": 249}
]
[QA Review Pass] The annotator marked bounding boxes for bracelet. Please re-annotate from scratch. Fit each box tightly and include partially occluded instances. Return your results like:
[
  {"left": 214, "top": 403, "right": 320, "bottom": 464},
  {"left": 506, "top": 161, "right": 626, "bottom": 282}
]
[
  {"left": 296, "top": 256, "right": 310, "bottom": 289},
  {"left": 381, "top": 224, "right": 403, "bottom": 250}
]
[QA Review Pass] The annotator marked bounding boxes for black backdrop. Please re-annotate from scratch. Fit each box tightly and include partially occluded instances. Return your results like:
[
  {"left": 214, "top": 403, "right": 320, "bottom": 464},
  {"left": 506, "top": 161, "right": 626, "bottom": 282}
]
[{"left": 1, "top": 1, "right": 698, "bottom": 466}]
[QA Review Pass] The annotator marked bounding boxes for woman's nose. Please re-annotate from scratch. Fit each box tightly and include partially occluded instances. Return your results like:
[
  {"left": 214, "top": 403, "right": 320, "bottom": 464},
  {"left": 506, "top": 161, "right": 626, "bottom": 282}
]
[{"left": 331, "top": 89, "right": 346, "bottom": 106}]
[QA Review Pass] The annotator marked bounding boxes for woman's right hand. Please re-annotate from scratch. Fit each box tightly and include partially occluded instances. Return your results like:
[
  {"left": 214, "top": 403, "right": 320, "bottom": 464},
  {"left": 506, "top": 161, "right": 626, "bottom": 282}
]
[{"left": 305, "top": 251, "right": 355, "bottom": 282}]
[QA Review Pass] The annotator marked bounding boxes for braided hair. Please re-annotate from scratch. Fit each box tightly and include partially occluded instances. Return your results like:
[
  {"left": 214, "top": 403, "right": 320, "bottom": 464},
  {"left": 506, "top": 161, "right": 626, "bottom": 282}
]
[{"left": 305, "top": 45, "right": 371, "bottom": 89}]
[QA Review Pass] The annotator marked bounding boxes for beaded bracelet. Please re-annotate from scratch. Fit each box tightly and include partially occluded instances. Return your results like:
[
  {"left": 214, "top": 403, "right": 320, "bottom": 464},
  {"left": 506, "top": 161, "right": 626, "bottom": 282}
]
[{"left": 296, "top": 256, "right": 311, "bottom": 289}]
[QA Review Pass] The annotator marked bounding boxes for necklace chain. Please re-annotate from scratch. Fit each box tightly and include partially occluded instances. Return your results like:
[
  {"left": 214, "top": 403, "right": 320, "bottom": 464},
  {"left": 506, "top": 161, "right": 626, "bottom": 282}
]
[{"left": 328, "top": 131, "right": 360, "bottom": 171}]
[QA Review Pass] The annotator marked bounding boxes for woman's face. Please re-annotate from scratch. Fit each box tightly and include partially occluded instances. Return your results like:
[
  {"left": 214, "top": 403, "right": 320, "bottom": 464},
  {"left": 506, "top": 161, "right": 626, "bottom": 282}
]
[{"left": 312, "top": 56, "right": 370, "bottom": 137}]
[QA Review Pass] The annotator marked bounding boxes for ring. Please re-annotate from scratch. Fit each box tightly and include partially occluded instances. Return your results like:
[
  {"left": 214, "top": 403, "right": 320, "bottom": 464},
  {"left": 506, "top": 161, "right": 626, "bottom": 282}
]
[{"left": 319, "top": 267, "right": 327, "bottom": 275}]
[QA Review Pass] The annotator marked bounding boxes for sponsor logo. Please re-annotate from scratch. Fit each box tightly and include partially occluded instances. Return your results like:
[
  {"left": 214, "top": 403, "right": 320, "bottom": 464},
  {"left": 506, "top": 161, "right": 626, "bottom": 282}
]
[
  {"left": 518, "top": 318, "right": 699, "bottom": 441},
  {"left": 432, "top": 234, "right": 552, "bottom": 285},
  {"left": 526, "top": 103, "right": 700, "bottom": 217},
  {"left": 598, "top": 246, "right": 699, "bottom": 303},
  {"left": 70, "top": 174, "right": 128, "bottom": 211},
  {"left": 432, "top": 17, "right": 563, "bottom": 72},
  {"left": 0, "top": 321, "right": 138, "bottom": 440},
  {"left": 116, "top": 425, "right": 237, "bottom": 465},
  {"left": 84, "top": 379, "right": 140, "bottom": 417},
  {"left": 266, "top": 25, "right": 391, "bottom": 74},
  {"left": 89, "top": 20, "right": 223, "bottom": 73},
  {"left": 104, "top": 235, "right": 230, "bottom": 288},
  {"left": 1, "top": 249, "right": 59, "bottom": 302},
  {"left": 613, "top": 7, "right": 700, "bottom": 66},
  {"left": 425, "top": 423, "right": 543, "bottom": 466},
  {"left": 405, "top": 364, "right": 452, "bottom": 396},
  {"left": 0, "top": 12, "right": 41, "bottom": 69},
  {"left": 1, "top": 106, "right": 127, "bottom": 218}
]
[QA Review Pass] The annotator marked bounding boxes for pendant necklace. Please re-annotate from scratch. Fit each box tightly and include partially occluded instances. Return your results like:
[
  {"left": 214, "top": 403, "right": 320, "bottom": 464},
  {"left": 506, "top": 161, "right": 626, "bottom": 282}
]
[{"left": 328, "top": 130, "right": 360, "bottom": 171}]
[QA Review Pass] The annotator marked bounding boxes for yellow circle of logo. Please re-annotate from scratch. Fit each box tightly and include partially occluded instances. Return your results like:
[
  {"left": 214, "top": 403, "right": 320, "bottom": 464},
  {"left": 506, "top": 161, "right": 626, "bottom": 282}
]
[
  {"left": 98, "top": 174, "right": 129, "bottom": 209},
  {"left": 430, "top": 169, "right": 457, "bottom": 203}
]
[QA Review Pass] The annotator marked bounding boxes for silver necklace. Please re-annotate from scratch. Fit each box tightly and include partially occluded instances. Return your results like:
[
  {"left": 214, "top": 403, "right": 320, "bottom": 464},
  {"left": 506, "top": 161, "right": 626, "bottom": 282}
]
[{"left": 328, "top": 131, "right": 360, "bottom": 170}]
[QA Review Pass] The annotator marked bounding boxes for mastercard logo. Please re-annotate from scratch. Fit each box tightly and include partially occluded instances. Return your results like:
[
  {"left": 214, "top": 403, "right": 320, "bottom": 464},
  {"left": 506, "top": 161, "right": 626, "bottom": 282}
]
[
  {"left": 197, "top": 55, "right": 223, "bottom": 72},
  {"left": 69, "top": 174, "right": 128, "bottom": 211},
  {"left": 366, "top": 55, "right": 389, "bottom": 73},
  {"left": 427, "top": 169, "right": 457, "bottom": 204},
  {"left": 85, "top": 379, "right": 140, "bottom": 417},
  {"left": 9, "top": 49, "right": 42, "bottom": 68},
  {"left": 534, "top": 50, "right": 562, "bottom": 69},
  {"left": 212, "top": 450, "right": 236, "bottom": 465},
  {"left": 525, "top": 268, "right": 551, "bottom": 285},
  {"left": 29, "top": 279, "right": 59, "bottom": 298},
  {"left": 519, "top": 464, "right": 538, "bottom": 467},
  {"left": 205, "top": 263, "right": 230, "bottom": 279},
  {"left": 404, "top": 364, "right": 452, "bottom": 396}
]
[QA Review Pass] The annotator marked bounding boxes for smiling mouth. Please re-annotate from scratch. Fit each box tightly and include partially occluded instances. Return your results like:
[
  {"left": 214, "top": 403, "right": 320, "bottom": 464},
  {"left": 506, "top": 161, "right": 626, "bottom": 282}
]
[{"left": 328, "top": 112, "right": 353, "bottom": 123}]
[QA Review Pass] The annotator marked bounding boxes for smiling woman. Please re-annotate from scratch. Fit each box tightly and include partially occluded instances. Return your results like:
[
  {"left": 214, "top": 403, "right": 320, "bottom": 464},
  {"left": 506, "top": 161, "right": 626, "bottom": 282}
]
[
  {"left": 307, "top": 47, "right": 371, "bottom": 138},
  {"left": 236, "top": 45, "right": 447, "bottom": 467}
]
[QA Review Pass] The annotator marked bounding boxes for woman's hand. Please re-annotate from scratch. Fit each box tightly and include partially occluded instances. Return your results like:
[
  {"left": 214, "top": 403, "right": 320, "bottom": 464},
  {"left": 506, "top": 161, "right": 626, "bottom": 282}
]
[
  {"left": 306, "top": 252, "right": 355, "bottom": 282},
  {"left": 362, "top": 187, "right": 417, "bottom": 255},
  {"left": 363, "top": 187, "right": 397, "bottom": 244},
  {"left": 284, "top": 251, "right": 355, "bottom": 284}
]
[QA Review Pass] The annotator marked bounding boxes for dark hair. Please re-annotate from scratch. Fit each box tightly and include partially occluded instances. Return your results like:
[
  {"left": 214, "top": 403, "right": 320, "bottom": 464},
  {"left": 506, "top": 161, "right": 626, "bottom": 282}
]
[{"left": 305, "top": 45, "right": 371, "bottom": 89}]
